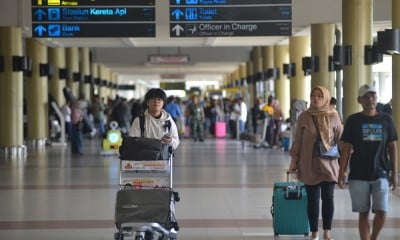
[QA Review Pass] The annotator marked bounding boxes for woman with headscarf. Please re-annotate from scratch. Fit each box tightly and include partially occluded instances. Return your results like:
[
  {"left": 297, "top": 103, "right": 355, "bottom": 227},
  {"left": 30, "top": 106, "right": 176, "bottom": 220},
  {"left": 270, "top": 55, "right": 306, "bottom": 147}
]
[{"left": 289, "top": 86, "right": 343, "bottom": 240}]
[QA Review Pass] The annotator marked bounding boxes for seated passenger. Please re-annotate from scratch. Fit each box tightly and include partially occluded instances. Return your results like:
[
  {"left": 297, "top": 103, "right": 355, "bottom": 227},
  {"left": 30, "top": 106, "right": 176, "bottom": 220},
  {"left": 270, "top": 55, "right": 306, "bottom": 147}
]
[{"left": 128, "top": 88, "right": 180, "bottom": 150}]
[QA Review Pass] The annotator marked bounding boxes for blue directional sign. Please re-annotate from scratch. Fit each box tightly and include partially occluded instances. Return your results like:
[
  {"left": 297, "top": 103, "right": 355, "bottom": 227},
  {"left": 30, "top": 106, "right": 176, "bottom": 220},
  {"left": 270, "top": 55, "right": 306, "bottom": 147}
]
[
  {"left": 33, "top": 7, "right": 155, "bottom": 22},
  {"left": 170, "top": 0, "right": 292, "bottom": 37},
  {"left": 32, "top": 0, "right": 156, "bottom": 37},
  {"left": 33, "top": 23, "right": 155, "bottom": 37},
  {"left": 170, "top": 6, "right": 291, "bottom": 22},
  {"left": 170, "top": 0, "right": 291, "bottom": 6}
]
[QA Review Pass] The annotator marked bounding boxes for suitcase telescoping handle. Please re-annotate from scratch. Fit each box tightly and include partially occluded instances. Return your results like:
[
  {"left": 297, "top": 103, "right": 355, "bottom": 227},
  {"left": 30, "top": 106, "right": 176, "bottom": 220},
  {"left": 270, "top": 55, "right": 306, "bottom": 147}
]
[
  {"left": 286, "top": 171, "right": 301, "bottom": 199},
  {"left": 286, "top": 170, "right": 298, "bottom": 183}
]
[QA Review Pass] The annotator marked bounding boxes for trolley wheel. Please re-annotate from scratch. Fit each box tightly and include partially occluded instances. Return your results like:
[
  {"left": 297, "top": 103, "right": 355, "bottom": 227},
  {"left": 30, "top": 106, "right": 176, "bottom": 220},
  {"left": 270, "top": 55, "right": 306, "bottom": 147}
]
[
  {"left": 134, "top": 231, "right": 145, "bottom": 240},
  {"left": 144, "top": 230, "right": 154, "bottom": 240},
  {"left": 158, "top": 235, "right": 169, "bottom": 240},
  {"left": 171, "top": 222, "right": 180, "bottom": 231},
  {"left": 114, "top": 232, "right": 124, "bottom": 240}
]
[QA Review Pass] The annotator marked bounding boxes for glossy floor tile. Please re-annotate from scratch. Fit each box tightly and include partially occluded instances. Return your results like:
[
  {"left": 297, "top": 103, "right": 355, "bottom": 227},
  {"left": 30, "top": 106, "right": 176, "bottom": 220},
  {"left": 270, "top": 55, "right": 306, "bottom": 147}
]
[{"left": 0, "top": 137, "right": 399, "bottom": 240}]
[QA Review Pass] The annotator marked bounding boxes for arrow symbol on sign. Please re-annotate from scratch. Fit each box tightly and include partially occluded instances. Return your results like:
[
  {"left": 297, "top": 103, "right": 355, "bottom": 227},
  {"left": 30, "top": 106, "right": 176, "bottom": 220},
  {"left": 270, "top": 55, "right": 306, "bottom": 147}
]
[
  {"left": 34, "top": 25, "right": 47, "bottom": 37},
  {"left": 171, "top": 9, "right": 184, "bottom": 21},
  {"left": 34, "top": 9, "right": 46, "bottom": 21},
  {"left": 172, "top": 24, "right": 184, "bottom": 36}
]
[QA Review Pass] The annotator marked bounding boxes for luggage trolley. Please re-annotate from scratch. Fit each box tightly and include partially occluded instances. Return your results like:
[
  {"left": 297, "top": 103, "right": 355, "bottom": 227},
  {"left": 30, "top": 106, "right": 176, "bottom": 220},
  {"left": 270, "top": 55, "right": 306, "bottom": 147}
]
[
  {"left": 244, "top": 117, "right": 271, "bottom": 149},
  {"left": 114, "top": 148, "right": 180, "bottom": 240}
]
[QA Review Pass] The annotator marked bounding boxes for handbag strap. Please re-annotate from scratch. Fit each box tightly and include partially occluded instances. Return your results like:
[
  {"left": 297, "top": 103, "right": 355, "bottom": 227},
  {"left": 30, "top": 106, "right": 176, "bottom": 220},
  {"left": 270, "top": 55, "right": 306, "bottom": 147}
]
[{"left": 311, "top": 116, "right": 322, "bottom": 140}]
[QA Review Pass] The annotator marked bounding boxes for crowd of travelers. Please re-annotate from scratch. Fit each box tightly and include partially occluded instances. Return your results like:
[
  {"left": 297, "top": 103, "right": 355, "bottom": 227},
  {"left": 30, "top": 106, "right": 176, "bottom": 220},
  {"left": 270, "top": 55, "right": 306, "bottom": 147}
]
[{"left": 52, "top": 87, "right": 296, "bottom": 154}]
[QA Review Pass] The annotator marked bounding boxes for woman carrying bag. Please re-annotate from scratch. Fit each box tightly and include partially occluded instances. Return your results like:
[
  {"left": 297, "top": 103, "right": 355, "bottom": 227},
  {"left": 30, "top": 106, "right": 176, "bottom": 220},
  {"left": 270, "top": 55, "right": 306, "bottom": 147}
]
[{"left": 289, "top": 86, "right": 343, "bottom": 240}]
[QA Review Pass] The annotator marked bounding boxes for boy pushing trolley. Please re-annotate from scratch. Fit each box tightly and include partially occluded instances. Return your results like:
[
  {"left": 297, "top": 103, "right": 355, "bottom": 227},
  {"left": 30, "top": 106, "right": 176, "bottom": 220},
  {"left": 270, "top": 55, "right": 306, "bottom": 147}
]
[{"left": 114, "top": 88, "right": 180, "bottom": 240}]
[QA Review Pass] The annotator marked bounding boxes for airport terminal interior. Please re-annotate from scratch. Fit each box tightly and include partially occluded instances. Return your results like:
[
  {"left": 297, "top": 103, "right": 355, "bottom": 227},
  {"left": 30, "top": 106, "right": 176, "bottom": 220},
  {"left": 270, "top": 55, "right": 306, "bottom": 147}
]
[
  {"left": 1, "top": 0, "right": 400, "bottom": 240},
  {"left": 1, "top": 137, "right": 400, "bottom": 240}
]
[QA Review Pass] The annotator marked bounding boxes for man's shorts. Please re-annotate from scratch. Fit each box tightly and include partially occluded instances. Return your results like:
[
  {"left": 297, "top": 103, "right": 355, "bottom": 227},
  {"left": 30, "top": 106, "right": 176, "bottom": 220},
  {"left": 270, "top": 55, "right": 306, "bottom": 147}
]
[{"left": 348, "top": 178, "right": 389, "bottom": 212}]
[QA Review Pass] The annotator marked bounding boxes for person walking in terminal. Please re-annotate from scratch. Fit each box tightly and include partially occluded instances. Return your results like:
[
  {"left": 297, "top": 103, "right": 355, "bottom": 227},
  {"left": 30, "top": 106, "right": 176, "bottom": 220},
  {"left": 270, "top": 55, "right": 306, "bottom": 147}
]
[
  {"left": 165, "top": 95, "right": 183, "bottom": 123},
  {"left": 129, "top": 88, "right": 180, "bottom": 150},
  {"left": 61, "top": 100, "right": 72, "bottom": 141},
  {"left": 263, "top": 95, "right": 274, "bottom": 147},
  {"left": 338, "top": 84, "right": 398, "bottom": 240},
  {"left": 289, "top": 86, "right": 343, "bottom": 240},
  {"left": 186, "top": 95, "right": 205, "bottom": 142},
  {"left": 251, "top": 97, "right": 264, "bottom": 134},
  {"left": 90, "top": 94, "right": 106, "bottom": 138},
  {"left": 272, "top": 98, "right": 284, "bottom": 148},
  {"left": 70, "top": 98, "right": 84, "bottom": 155},
  {"left": 236, "top": 97, "right": 248, "bottom": 136}
]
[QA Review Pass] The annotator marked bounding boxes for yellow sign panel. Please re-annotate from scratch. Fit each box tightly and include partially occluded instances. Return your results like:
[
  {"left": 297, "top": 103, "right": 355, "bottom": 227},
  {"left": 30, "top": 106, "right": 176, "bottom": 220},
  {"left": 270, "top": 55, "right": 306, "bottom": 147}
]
[
  {"left": 61, "top": 1, "right": 78, "bottom": 6},
  {"left": 48, "top": 0, "right": 61, "bottom": 5}
]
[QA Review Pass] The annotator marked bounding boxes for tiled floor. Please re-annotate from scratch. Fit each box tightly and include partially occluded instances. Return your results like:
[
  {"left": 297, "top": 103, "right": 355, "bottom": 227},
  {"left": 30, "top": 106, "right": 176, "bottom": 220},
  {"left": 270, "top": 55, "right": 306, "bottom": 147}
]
[{"left": 0, "top": 137, "right": 399, "bottom": 240}]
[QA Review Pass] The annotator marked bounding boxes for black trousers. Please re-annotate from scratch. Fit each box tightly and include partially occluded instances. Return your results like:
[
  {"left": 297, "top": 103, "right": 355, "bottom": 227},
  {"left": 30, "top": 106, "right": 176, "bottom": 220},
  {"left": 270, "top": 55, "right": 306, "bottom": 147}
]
[{"left": 305, "top": 181, "right": 335, "bottom": 232}]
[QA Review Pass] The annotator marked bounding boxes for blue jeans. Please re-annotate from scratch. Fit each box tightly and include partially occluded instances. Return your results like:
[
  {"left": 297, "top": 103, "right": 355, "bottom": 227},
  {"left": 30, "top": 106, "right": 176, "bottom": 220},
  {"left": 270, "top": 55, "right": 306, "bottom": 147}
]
[
  {"left": 239, "top": 120, "right": 246, "bottom": 134},
  {"left": 94, "top": 118, "right": 105, "bottom": 137},
  {"left": 305, "top": 181, "right": 335, "bottom": 232},
  {"left": 65, "top": 122, "right": 72, "bottom": 141}
]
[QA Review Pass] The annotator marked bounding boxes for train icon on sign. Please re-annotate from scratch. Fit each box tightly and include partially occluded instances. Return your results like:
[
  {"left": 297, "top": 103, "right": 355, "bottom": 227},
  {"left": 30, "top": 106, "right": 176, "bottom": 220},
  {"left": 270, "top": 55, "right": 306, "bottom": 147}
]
[{"left": 48, "top": 8, "right": 61, "bottom": 21}]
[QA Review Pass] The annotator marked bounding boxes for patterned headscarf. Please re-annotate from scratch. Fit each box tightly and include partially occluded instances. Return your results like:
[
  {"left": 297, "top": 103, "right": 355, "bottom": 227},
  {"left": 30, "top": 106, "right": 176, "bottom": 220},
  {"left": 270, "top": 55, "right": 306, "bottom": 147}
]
[{"left": 307, "top": 86, "right": 338, "bottom": 150}]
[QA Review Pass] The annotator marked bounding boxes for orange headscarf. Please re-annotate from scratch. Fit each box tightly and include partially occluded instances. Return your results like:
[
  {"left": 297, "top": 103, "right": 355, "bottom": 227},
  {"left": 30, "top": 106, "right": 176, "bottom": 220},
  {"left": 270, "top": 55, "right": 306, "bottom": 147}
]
[{"left": 307, "top": 86, "right": 338, "bottom": 150}]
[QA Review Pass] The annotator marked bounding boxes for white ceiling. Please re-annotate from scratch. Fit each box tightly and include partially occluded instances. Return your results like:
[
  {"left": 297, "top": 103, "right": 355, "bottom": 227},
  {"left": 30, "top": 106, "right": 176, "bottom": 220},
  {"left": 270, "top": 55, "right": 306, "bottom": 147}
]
[{"left": 2, "top": 0, "right": 394, "bottom": 83}]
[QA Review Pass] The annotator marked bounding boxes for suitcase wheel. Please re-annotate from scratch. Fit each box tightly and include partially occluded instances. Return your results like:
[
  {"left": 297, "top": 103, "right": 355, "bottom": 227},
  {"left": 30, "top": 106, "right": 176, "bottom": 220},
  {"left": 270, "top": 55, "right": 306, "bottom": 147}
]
[
  {"left": 134, "top": 232, "right": 144, "bottom": 240},
  {"left": 134, "top": 231, "right": 153, "bottom": 240}
]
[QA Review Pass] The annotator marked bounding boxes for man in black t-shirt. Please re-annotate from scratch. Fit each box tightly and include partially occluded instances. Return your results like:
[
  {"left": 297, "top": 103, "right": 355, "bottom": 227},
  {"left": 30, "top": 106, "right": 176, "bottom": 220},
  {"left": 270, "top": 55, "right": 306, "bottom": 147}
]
[{"left": 339, "top": 84, "right": 398, "bottom": 240}]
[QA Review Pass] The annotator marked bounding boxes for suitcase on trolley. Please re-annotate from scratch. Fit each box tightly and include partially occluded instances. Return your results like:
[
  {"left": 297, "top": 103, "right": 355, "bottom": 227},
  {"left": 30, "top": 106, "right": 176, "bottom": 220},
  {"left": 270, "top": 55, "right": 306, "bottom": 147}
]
[
  {"left": 271, "top": 172, "right": 309, "bottom": 238},
  {"left": 215, "top": 121, "right": 226, "bottom": 138},
  {"left": 114, "top": 187, "right": 179, "bottom": 240},
  {"left": 115, "top": 188, "right": 177, "bottom": 230}
]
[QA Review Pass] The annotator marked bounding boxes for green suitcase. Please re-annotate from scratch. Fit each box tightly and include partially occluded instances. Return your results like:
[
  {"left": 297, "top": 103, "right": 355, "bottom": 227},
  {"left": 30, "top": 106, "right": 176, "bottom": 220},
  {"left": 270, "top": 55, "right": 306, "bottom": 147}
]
[{"left": 271, "top": 177, "right": 310, "bottom": 238}]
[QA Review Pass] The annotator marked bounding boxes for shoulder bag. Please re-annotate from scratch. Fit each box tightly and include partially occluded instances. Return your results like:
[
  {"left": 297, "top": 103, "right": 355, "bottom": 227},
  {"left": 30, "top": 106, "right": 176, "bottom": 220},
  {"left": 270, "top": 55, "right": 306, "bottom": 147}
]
[{"left": 311, "top": 116, "right": 340, "bottom": 160}]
